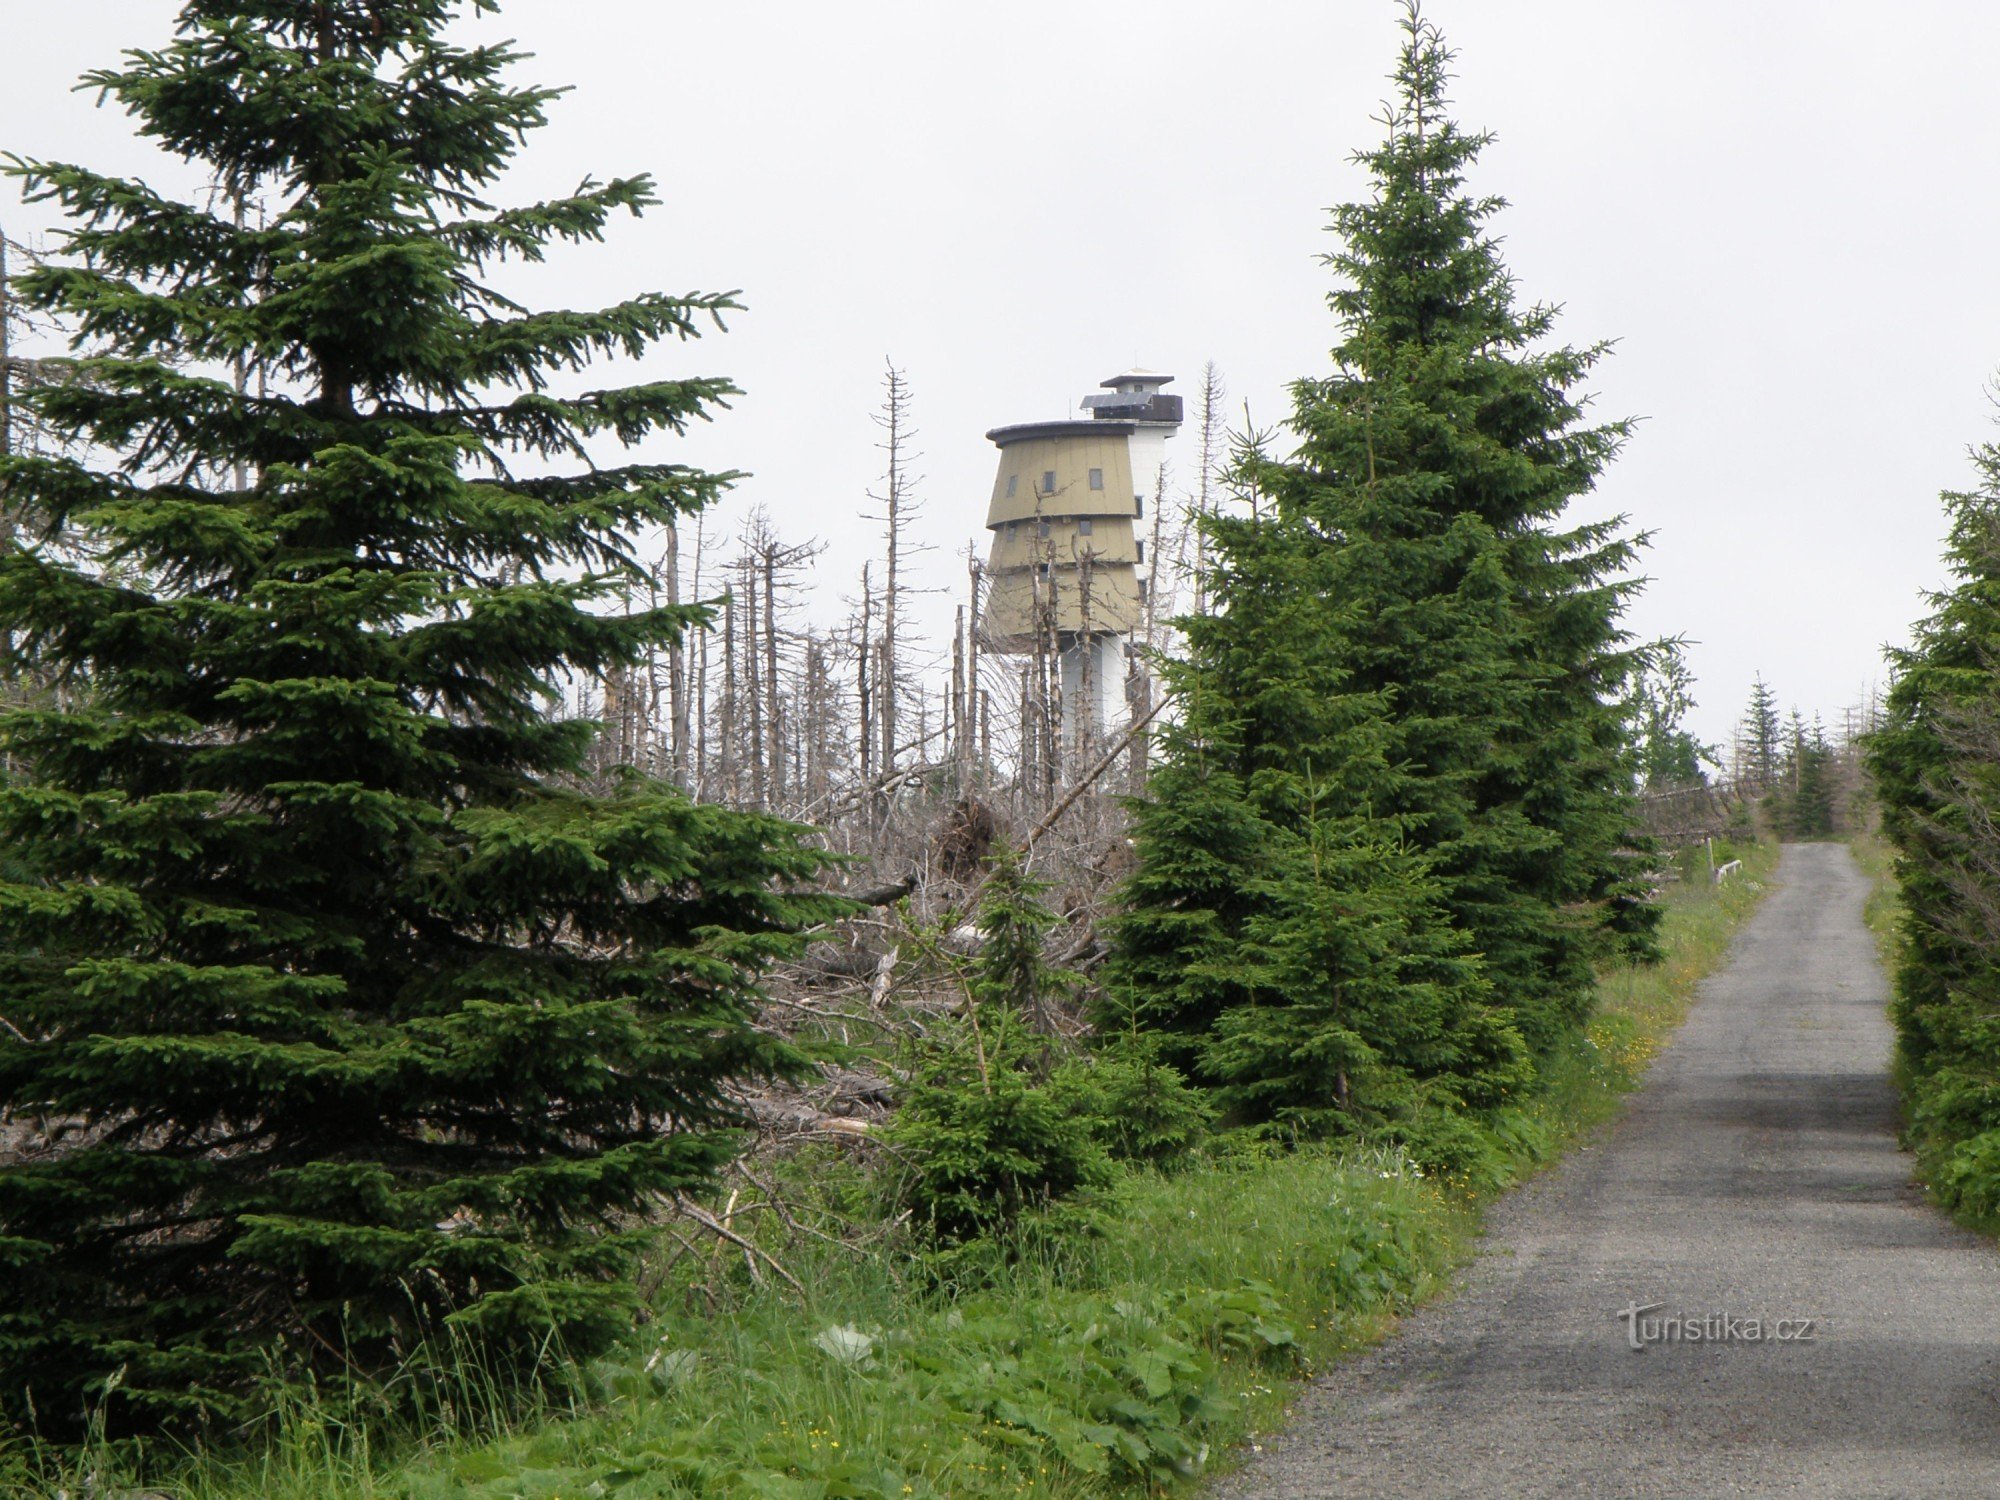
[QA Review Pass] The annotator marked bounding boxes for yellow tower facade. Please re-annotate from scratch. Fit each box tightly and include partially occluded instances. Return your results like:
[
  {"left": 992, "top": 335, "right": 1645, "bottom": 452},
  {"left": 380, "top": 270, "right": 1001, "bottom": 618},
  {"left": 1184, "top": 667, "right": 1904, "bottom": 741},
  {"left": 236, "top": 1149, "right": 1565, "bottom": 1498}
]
[
  {"left": 980, "top": 420, "right": 1143, "bottom": 649},
  {"left": 979, "top": 370, "right": 1181, "bottom": 743}
]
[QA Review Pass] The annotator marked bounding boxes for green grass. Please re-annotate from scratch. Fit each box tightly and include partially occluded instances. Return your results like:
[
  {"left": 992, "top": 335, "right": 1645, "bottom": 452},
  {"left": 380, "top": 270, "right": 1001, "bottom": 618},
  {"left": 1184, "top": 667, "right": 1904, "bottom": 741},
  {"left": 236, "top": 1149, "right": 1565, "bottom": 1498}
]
[
  {"left": 7, "top": 846, "right": 1778, "bottom": 1500},
  {"left": 1847, "top": 823, "right": 1901, "bottom": 961}
]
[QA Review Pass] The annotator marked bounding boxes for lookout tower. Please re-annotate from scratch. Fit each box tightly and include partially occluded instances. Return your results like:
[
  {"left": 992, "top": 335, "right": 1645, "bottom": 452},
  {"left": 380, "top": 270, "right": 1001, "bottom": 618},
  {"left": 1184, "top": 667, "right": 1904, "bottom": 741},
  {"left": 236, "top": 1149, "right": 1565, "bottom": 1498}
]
[
  {"left": 1081, "top": 368, "right": 1182, "bottom": 513},
  {"left": 980, "top": 370, "right": 1181, "bottom": 752}
]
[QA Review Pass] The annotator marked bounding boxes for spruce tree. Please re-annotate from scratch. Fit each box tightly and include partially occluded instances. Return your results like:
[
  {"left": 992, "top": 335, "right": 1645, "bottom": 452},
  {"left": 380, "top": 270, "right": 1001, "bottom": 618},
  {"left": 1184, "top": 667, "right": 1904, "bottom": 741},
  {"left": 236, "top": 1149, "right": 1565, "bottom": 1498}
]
[
  {"left": 886, "top": 853, "right": 1113, "bottom": 1247},
  {"left": 1776, "top": 714, "right": 1836, "bottom": 838},
  {"left": 1869, "top": 453, "right": 2000, "bottom": 1211},
  {"left": 0, "top": 0, "right": 838, "bottom": 1433},
  {"left": 1221, "top": 2, "right": 1652, "bottom": 1056},
  {"left": 1633, "top": 648, "right": 1711, "bottom": 789},
  {"left": 972, "top": 846, "right": 1078, "bottom": 1036},
  {"left": 1739, "top": 674, "right": 1783, "bottom": 790},
  {"left": 1106, "top": 453, "right": 1528, "bottom": 1136},
  {"left": 1205, "top": 808, "right": 1532, "bottom": 1136}
]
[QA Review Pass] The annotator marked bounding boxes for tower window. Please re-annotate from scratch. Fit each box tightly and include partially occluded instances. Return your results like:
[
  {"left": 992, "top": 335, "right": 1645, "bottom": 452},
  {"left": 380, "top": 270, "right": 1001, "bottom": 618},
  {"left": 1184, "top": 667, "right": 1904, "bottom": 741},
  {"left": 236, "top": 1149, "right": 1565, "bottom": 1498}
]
[
  {"left": 1088, "top": 467, "right": 1104, "bottom": 490},
  {"left": 1078, "top": 518, "right": 1094, "bottom": 536},
  {"left": 1134, "top": 494, "right": 1144, "bottom": 519},
  {"left": 1037, "top": 519, "right": 1051, "bottom": 538},
  {"left": 1006, "top": 474, "right": 1017, "bottom": 498},
  {"left": 1042, "top": 470, "right": 1057, "bottom": 494},
  {"left": 1135, "top": 541, "right": 1146, "bottom": 564}
]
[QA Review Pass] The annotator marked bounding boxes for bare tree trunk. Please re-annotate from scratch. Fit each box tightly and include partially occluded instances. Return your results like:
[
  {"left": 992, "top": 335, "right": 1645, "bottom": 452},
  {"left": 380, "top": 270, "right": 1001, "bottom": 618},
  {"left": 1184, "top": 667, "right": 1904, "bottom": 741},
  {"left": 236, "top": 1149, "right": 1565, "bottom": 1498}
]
[
  {"left": 690, "top": 512, "right": 709, "bottom": 795},
  {"left": 880, "top": 374, "right": 902, "bottom": 778},
  {"left": 1041, "top": 561, "right": 1063, "bottom": 803},
  {"left": 1017, "top": 665, "right": 1033, "bottom": 821},
  {"left": 1076, "top": 548, "right": 1099, "bottom": 762},
  {"left": 884, "top": 636, "right": 900, "bottom": 788},
  {"left": 803, "top": 635, "right": 826, "bottom": 808},
  {"left": 1143, "top": 466, "right": 1168, "bottom": 645},
  {"left": 741, "top": 553, "right": 765, "bottom": 807},
  {"left": 951, "top": 605, "right": 966, "bottom": 793},
  {"left": 602, "top": 662, "right": 629, "bottom": 769},
  {"left": 966, "top": 559, "right": 983, "bottom": 787},
  {"left": 1127, "top": 656, "right": 1152, "bottom": 796},
  {"left": 868, "top": 362, "right": 925, "bottom": 779},
  {"left": 1192, "top": 360, "right": 1224, "bottom": 618},
  {"left": 762, "top": 542, "right": 783, "bottom": 807},
  {"left": 1030, "top": 568, "right": 1045, "bottom": 804},
  {"left": 642, "top": 562, "right": 665, "bottom": 777},
  {"left": 721, "top": 592, "right": 738, "bottom": 805},
  {"left": 667, "top": 523, "right": 689, "bottom": 782},
  {"left": 857, "top": 563, "right": 873, "bottom": 784}
]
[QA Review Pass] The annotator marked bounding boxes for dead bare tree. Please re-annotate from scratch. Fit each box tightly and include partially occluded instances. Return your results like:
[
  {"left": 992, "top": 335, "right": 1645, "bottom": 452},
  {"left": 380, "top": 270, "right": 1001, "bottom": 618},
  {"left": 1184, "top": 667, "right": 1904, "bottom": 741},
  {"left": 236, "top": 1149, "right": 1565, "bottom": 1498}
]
[
  {"left": 657, "top": 523, "right": 691, "bottom": 782},
  {"left": 739, "top": 547, "right": 764, "bottom": 805},
  {"left": 753, "top": 519, "right": 824, "bottom": 808},
  {"left": 962, "top": 556, "right": 984, "bottom": 791},
  {"left": 720, "top": 589, "right": 739, "bottom": 803},
  {"left": 1188, "top": 361, "right": 1224, "bottom": 617},
  {"left": 863, "top": 361, "right": 927, "bottom": 781},
  {"left": 689, "top": 510, "right": 711, "bottom": 795}
]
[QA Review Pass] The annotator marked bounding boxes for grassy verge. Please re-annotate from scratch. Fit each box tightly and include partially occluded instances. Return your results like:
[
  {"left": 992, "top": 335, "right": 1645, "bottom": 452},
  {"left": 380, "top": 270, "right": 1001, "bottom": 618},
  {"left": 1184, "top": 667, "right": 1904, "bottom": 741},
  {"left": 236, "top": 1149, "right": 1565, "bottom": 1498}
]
[
  {"left": 1847, "top": 824, "right": 1900, "bottom": 961},
  {"left": 11, "top": 843, "right": 1777, "bottom": 1500}
]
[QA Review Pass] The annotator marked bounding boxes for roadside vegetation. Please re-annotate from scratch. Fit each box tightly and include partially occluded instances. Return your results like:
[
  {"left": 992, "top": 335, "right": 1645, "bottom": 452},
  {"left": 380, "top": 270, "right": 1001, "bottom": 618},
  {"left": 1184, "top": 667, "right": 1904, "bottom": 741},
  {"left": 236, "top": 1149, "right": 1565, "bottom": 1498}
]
[
  {"left": 1869, "top": 443, "right": 2000, "bottom": 1233},
  {"left": 8, "top": 842, "right": 1773, "bottom": 1499},
  {"left": 1848, "top": 825, "right": 1899, "bottom": 957}
]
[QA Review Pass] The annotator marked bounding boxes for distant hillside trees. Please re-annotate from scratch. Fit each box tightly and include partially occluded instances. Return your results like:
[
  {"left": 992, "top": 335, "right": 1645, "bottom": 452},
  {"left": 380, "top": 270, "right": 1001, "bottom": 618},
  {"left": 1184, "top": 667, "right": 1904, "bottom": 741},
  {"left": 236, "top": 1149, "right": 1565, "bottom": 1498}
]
[
  {"left": 1726, "top": 674, "right": 1870, "bottom": 839},
  {"left": 1106, "top": 1, "right": 1649, "bottom": 1153},
  {"left": 1774, "top": 713, "right": 1838, "bottom": 839},
  {"left": 0, "top": 0, "right": 840, "bottom": 1433}
]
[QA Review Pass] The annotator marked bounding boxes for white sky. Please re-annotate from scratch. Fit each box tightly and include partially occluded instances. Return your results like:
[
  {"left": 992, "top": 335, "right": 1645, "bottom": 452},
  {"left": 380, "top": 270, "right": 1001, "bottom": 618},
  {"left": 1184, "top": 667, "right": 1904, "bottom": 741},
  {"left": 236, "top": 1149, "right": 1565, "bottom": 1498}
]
[{"left": 6, "top": 0, "right": 1999, "bottom": 753}]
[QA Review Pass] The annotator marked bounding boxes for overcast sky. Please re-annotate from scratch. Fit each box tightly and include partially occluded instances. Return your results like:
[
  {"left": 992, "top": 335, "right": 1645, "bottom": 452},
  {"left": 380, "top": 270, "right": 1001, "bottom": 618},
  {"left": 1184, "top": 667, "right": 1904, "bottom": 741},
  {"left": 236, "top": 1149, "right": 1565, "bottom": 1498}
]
[{"left": 7, "top": 0, "right": 1999, "bottom": 752}]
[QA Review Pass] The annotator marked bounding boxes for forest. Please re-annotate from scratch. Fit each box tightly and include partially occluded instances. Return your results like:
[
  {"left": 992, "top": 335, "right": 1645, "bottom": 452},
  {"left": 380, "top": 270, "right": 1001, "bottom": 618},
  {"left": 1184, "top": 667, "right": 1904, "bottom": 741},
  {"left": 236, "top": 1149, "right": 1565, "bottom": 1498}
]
[{"left": 0, "top": 1, "right": 1969, "bottom": 1497}]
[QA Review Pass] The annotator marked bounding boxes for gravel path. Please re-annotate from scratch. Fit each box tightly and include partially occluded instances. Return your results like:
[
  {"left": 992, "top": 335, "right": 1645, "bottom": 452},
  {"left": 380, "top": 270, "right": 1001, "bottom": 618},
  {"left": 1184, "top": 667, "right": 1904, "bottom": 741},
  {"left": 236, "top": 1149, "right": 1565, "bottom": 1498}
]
[{"left": 1212, "top": 842, "right": 2000, "bottom": 1498}]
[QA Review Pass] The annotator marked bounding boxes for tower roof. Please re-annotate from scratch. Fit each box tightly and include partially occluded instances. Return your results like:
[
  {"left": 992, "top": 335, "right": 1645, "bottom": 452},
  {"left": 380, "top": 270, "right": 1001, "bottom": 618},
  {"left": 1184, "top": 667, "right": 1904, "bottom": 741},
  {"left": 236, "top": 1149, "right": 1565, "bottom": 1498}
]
[
  {"left": 987, "top": 419, "right": 1134, "bottom": 448},
  {"left": 1100, "top": 368, "right": 1174, "bottom": 389}
]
